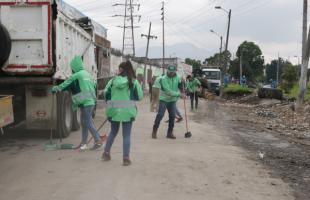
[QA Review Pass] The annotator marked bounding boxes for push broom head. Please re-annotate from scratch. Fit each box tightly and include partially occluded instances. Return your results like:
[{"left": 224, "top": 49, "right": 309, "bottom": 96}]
[
  {"left": 185, "top": 131, "right": 192, "bottom": 138},
  {"left": 44, "top": 142, "right": 59, "bottom": 151}
]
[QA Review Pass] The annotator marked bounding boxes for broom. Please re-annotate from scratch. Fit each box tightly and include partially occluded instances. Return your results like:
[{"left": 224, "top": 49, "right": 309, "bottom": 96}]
[{"left": 182, "top": 81, "right": 192, "bottom": 138}]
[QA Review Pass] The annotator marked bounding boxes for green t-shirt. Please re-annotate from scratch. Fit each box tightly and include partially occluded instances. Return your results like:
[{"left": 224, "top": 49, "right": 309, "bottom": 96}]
[
  {"left": 152, "top": 76, "right": 162, "bottom": 89},
  {"left": 187, "top": 78, "right": 201, "bottom": 93}
]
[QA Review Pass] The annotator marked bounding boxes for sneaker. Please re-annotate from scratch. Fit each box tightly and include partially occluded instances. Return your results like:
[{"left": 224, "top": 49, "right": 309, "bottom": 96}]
[
  {"left": 101, "top": 152, "right": 111, "bottom": 161},
  {"left": 90, "top": 142, "right": 102, "bottom": 151},
  {"left": 79, "top": 144, "right": 88, "bottom": 151},
  {"left": 123, "top": 158, "right": 132, "bottom": 166}
]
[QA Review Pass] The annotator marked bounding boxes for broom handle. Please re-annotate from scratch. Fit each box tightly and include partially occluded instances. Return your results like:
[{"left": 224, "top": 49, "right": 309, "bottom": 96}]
[
  {"left": 87, "top": 118, "right": 108, "bottom": 144},
  {"left": 182, "top": 82, "right": 189, "bottom": 132},
  {"left": 50, "top": 93, "right": 55, "bottom": 143}
]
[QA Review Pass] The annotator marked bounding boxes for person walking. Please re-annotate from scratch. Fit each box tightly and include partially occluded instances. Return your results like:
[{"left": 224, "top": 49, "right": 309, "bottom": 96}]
[
  {"left": 102, "top": 60, "right": 143, "bottom": 166},
  {"left": 52, "top": 55, "right": 102, "bottom": 151},
  {"left": 186, "top": 75, "right": 201, "bottom": 111},
  {"left": 240, "top": 75, "right": 247, "bottom": 87},
  {"left": 151, "top": 65, "right": 182, "bottom": 139}
]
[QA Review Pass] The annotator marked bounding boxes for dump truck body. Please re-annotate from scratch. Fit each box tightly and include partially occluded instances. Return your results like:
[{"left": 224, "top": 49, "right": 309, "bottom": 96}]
[{"left": 0, "top": 0, "right": 108, "bottom": 137}]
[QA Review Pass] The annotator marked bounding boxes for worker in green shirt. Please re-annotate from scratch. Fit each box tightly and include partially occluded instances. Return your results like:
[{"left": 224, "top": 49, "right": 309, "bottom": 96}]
[
  {"left": 152, "top": 65, "right": 182, "bottom": 139},
  {"left": 186, "top": 75, "right": 201, "bottom": 111}
]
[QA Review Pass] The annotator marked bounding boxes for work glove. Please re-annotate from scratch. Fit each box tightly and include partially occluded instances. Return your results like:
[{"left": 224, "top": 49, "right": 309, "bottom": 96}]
[{"left": 51, "top": 86, "right": 61, "bottom": 93}]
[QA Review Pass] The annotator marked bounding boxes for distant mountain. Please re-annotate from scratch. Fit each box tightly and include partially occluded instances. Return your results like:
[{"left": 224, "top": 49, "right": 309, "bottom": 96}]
[{"left": 136, "top": 43, "right": 213, "bottom": 61}]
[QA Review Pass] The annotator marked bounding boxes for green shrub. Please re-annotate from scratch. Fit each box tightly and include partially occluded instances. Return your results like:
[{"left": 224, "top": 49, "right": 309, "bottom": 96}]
[
  {"left": 223, "top": 84, "right": 253, "bottom": 95},
  {"left": 280, "top": 64, "right": 298, "bottom": 93},
  {"left": 284, "top": 84, "right": 310, "bottom": 101}
]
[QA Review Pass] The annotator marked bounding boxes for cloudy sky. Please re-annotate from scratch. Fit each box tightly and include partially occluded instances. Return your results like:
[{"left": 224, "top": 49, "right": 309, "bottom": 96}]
[{"left": 64, "top": 0, "right": 303, "bottom": 64}]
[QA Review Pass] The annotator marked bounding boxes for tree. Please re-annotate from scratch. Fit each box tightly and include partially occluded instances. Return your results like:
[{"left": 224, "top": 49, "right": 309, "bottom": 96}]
[
  {"left": 204, "top": 50, "right": 231, "bottom": 67},
  {"left": 281, "top": 63, "right": 299, "bottom": 93},
  {"left": 265, "top": 59, "right": 299, "bottom": 83},
  {"left": 185, "top": 58, "right": 202, "bottom": 71},
  {"left": 265, "top": 58, "right": 284, "bottom": 83},
  {"left": 229, "top": 41, "right": 264, "bottom": 83}
]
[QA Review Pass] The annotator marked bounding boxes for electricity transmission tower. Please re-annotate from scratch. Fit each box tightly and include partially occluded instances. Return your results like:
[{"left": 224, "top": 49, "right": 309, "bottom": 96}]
[{"left": 113, "top": 0, "right": 141, "bottom": 57}]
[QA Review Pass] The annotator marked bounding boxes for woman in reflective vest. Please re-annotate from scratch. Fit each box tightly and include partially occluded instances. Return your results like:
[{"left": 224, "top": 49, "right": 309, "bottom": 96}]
[{"left": 102, "top": 60, "right": 143, "bottom": 166}]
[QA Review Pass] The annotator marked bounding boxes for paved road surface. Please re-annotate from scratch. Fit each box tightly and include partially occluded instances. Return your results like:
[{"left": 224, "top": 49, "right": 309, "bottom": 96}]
[{"left": 0, "top": 98, "right": 293, "bottom": 200}]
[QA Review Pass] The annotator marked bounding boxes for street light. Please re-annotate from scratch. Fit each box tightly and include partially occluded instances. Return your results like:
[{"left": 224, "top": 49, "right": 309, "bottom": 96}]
[
  {"left": 215, "top": 6, "right": 229, "bottom": 14},
  {"left": 210, "top": 29, "right": 223, "bottom": 66},
  {"left": 215, "top": 6, "right": 231, "bottom": 74}
]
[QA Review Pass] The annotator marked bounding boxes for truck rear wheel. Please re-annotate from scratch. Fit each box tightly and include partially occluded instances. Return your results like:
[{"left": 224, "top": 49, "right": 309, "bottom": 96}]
[
  {"left": 56, "top": 91, "right": 73, "bottom": 138},
  {"left": 0, "top": 23, "right": 11, "bottom": 68},
  {"left": 72, "top": 109, "right": 81, "bottom": 131}
]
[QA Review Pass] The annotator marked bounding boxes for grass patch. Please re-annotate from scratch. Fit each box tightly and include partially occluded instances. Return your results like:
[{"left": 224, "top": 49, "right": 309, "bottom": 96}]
[
  {"left": 283, "top": 84, "right": 310, "bottom": 101},
  {"left": 223, "top": 84, "right": 253, "bottom": 95}
]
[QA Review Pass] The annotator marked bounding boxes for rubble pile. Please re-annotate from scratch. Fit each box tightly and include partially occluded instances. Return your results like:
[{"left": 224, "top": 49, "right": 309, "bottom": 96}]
[{"left": 224, "top": 95, "right": 310, "bottom": 140}]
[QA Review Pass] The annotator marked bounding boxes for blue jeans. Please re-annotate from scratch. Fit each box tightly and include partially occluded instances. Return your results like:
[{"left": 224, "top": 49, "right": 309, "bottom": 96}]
[
  {"left": 80, "top": 105, "right": 101, "bottom": 144},
  {"left": 104, "top": 121, "right": 133, "bottom": 158},
  {"left": 153, "top": 100, "right": 176, "bottom": 134}
]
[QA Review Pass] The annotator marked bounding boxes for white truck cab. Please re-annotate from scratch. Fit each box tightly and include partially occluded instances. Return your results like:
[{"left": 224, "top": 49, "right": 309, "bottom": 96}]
[{"left": 201, "top": 68, "right": 221, "bottom": 95}]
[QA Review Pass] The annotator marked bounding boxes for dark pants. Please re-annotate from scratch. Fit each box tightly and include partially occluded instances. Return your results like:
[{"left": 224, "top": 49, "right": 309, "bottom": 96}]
[
  {"left": 189, "top": 92, "right": 199, "bottom": 110},
  {"left": 153, "top": 100, "right": 176, "bottom": 134}
]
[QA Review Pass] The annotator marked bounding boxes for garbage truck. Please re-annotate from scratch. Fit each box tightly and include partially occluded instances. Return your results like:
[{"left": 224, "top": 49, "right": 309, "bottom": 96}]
[{"left": 0, "top": 0, "right": 110, "bottom": 137}]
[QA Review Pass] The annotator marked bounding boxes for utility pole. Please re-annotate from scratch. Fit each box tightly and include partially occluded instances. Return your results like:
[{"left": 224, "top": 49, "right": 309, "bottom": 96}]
[
  {"left": 161, "top": 1, "right": 165, "bottom": 73},
  {"left": 129, "top": 0, "right": 135, "bottom": 57},
  {"left": 141, "top": 22, "right": 157, "bottom": 89},
  {"left": 277, "top": 52, "right": 280, "bottom": 86},
  {"left": 113, "top": 0, "right": 141, "bottom": 57},
  {"left": 224, "top": 9, "right": 232, "bottom": 73},
  {"left": 219, "top": 36, "right": 223, "bottom": 66},
  {"left": 298, "top": 0, "right": 308, "bottom": 106},
  {"left": 240, "top": 51, "right": 242, "bottom": 84},
  {"left": 219, "top": 36, "right": 223, "bottom": 55},
  {"left": 214, "top": 6, "right": 231, "bottom": 93},
  {"left": 121, "top": 0, "right": 128, "bottom": 55},
  {"left": 210, "top": 29, "right": 223, "bottom": 68}
]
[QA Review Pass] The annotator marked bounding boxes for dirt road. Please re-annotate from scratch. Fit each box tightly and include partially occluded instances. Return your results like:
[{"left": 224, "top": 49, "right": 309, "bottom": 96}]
[{"left": 0, "top": 98, "right": 293, "bottom": 200}]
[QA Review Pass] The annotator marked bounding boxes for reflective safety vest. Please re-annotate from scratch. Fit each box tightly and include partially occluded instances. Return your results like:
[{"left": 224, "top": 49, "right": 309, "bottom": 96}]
[{"left": 104, "top": 76, "right": 143, "bottom": 122}]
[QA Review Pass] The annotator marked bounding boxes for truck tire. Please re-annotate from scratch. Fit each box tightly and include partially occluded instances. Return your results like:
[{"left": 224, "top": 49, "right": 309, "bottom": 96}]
[
  {"left": 0, "top": 23, "right": 12, "bottom": 68},
  {"left": 72, "top": 109, "right": 81, "bottom": 131},
  {"left": 56, "top": 91, "right": 73, "bottom": 138}
]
